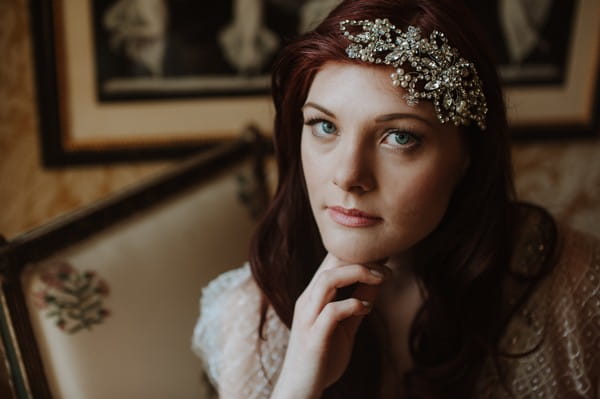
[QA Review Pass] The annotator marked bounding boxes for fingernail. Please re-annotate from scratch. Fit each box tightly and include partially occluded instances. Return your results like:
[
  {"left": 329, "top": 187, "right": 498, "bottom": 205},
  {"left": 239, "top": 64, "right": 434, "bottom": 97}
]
[
  {"left": 370, "top": 269, "right": 384, "bottom": 278},
  {"left": 361, "top": 301, "right": 372, "bottom": 308}
]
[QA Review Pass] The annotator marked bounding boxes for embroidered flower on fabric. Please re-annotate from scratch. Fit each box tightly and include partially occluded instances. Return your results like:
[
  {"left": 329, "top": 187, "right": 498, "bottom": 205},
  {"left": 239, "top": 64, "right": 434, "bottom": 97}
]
[{"left": 32, "top": 261, "right": 110, "bottom": 334}]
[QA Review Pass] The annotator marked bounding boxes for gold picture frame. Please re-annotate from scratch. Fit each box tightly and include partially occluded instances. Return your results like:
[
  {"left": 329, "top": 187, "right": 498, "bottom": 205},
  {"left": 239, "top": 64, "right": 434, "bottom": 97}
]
[
  {"left": 470, "top": 0, "right": 600, "bottom": 137},
  {"left": 31, "top": 0, "right": 288, "bottom": 166}
]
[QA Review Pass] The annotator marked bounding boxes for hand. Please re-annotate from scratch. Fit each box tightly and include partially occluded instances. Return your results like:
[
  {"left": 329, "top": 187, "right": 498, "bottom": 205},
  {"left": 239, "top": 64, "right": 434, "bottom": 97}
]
[{"left": 271, "top": 253, "right": 390, "bottom": 399}]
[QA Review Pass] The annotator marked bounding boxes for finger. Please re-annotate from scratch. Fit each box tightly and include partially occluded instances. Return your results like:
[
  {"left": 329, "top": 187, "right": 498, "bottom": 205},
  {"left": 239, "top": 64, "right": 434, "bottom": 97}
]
[
  {"left": 303, "top": 253, "right": 344, "bottom": 295},
  {"left": 312, "top": 298, "right": 372, "bottom": 343},
  {"left": 314, "top": 252, "right": 345, "bottom": 275},
  {"left": 350, "top": 264, "right": 391, "bottom": 303},
  {"left": 298, "top": 253, "right": 344, "bottom": 309},
  {"left": 311, "top": 252, "right": 387, "bottom": 282},
  {"left": 320, "top": 253, "right": 388, "bottom": 273},
  {"left": 352, "top": 282, "right": 381, "bottom": 303},
  {"left": 306, "top": 264, "right": 386, "bottom": 320},
  {"left": 344, "top": 282, "right": 383, "bottom": 333}
]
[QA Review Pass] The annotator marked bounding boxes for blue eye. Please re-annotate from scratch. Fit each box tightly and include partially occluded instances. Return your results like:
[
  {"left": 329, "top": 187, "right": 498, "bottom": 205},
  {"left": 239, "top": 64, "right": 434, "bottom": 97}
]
[
  {"left": 304, "top": 118, "right": 338, "bottom": 136},
  {"left": 384, "top": 130, "right": 421, "bottom": 149},
  {"left": 320, "top": 121, "right": 337, "bottom": 134}
]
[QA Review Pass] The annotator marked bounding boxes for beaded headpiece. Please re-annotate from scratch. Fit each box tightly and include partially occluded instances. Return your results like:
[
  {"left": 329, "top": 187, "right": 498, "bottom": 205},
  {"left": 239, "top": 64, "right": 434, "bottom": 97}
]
[{"left": 340, "top": 18, "right": 488, "bottom": 130}]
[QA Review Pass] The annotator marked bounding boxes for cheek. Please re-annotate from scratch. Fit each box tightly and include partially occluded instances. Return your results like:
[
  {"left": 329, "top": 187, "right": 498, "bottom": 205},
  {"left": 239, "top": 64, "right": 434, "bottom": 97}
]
[
  {"left": 385, "top": 158, "right": 463, "bottom": 237},
  {"left": 300, "top": 136, "right": 324, "bottom": 207}
]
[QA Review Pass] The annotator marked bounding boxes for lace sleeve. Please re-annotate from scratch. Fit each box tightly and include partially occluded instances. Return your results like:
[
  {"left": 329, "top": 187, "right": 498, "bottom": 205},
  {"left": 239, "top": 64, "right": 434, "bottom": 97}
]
[
  {"left": 476, "top": 226, "right": 600, "bottom": 398},
  {"left": 555, "top": 229, "right": 600, "bottom": 397},
  {"left": 191, "top": 263, "right": 289, "bottom": 399}
]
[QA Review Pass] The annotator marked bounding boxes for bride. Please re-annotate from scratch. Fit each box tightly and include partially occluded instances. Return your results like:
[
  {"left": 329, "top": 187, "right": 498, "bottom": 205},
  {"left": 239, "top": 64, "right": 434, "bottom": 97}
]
[{"left": 193, "top": 0, "right": 600, "bottom": 397}]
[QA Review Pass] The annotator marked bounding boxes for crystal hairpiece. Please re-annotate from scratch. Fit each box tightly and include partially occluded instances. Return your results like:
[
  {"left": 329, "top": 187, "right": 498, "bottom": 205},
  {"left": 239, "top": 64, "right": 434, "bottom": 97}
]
[{"left": 340, "top": 18, "right": 488, "bottom": 130}]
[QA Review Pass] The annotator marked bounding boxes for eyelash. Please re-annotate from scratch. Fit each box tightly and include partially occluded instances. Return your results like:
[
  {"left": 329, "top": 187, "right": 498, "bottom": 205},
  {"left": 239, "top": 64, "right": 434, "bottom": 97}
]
[
  {"left": 303, "top": 117, "right": 422, "bottom": 150},
  {"left": 382, "top": 129, "right": 422, "bottom": 150},
  {"left": 304, "top": 117, "right": 338, "bottom": 136}
]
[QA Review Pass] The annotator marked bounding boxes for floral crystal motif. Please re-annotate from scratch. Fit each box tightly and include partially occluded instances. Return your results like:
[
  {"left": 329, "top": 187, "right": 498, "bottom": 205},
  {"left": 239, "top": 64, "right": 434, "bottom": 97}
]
[
  {"left": 340, "top": 18, "right": 488, "bottom": 130},
  {"left": 32, "top": 262, "right": 110, "bottom": 334}
]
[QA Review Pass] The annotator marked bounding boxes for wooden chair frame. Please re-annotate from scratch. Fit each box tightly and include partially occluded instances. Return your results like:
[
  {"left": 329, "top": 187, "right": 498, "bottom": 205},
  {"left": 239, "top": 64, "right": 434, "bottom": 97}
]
[{"left": 0, "top": 130, "right": 270, "bottom": 398}]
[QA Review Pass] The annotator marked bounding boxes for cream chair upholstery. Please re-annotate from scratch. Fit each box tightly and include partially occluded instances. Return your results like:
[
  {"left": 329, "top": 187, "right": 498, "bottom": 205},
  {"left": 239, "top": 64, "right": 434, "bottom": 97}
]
[{"left": 0, "top": 138, "right": 267, "bottom": 399}]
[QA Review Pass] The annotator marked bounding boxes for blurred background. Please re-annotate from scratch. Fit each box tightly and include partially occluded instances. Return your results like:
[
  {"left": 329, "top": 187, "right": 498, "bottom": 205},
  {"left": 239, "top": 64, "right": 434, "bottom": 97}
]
[
  {"left": 0, "top": 1, "right": 598, "bottom": 398},
  {"left": 1, "top": 0, "right": 598, "bottom": 240}
]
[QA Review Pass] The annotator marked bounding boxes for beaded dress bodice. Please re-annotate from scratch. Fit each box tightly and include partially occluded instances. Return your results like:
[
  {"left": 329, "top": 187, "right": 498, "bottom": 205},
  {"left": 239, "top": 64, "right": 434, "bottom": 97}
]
[{"left": 192, "top": 217, "right": 600, "bottom": 398}]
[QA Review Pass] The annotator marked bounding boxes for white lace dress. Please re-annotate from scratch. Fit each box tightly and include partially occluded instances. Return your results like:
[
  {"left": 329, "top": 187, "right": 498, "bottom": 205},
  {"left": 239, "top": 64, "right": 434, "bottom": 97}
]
[
  {"left": 192, "top": 264, "right": 289, "bottom": 398},
  {"left": 192, "top": 224, "right": 600, "bottom": 398}
]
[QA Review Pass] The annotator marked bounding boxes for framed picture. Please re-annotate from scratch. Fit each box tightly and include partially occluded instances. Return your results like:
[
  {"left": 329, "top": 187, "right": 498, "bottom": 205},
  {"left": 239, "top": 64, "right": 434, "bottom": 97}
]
[
  {"left": 468, "top": 0, "right": 600, "bottom": 138},
  {"left": 30, "top": 0, "right": 339, "bottom": 166}
]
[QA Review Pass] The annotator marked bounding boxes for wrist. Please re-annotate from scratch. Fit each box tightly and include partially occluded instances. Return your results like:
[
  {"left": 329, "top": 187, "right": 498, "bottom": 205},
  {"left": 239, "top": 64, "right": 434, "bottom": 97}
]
[{"left": 271, "top": 369, "right": 323, "bottom": 399}]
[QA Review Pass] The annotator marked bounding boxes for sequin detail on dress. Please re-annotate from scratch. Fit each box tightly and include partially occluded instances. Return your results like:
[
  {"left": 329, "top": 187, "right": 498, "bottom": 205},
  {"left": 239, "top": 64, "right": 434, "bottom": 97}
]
[
  {"left": 192, "top": 264, "right": 289, "bottom": 399},
  {"left": 192, "top": 220, "right": 600, "bottom": 398},
  {"left": 475, "top": 226, "right": 600, "bottom": 398}
]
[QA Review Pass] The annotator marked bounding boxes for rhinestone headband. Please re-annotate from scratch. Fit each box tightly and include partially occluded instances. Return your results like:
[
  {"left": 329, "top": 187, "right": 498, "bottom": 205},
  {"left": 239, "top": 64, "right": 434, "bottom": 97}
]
[{"left": 340, "top": 18, "right": 488, "bottom": 130}]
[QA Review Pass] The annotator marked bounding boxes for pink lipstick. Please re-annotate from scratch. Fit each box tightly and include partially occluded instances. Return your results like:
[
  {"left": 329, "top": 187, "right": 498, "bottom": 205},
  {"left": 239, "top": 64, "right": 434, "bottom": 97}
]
[{"left": 327, "top": 206, "right": 382, "bottom": 227}]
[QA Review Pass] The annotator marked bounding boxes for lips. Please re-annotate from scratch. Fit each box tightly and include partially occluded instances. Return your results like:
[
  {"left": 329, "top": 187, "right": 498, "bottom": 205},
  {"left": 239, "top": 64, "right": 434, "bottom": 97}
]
[{"left": 327, "top": 206, "right": 382, "bottom": 227}]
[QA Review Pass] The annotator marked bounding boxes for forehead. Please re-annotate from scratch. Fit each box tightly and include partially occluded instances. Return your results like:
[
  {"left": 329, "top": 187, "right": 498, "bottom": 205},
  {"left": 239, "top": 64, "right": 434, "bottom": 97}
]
[{"left": 304, "top": 61, "right": 438, "bottom": 122}]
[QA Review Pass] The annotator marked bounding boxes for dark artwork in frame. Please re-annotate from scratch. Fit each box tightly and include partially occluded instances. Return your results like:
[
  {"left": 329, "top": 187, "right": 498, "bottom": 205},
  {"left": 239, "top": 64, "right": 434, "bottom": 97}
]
[
  {"left": 28, "top": 0, "right": 599, "bottom": 168},
  {"left": 91, "top": 0, "right": 310, "bottom": 102},
  {"left": 465, "top": 0, "right": 600, "bottom": 138},
  {"left": 29, "top": 0, "right": 344, "bottom": 166},
  {"left": 468, "top": 0, "right": 577, "bottom": 86}
]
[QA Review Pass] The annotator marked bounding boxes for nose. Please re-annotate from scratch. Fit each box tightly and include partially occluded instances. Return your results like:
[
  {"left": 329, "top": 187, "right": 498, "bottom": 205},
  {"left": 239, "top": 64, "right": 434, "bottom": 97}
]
[{"left": 332, "top": 136, "right": 375, "bottom": 193}]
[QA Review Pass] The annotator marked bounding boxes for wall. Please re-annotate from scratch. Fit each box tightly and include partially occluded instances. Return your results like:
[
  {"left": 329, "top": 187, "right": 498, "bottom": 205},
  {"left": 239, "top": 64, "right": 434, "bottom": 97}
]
[
  {"left": 0, "top": 0, "right": 173, "bottom": 239},
  {"left": 1, "top": 0, "right": 599, "bottom": 239},
  {"left": 513, "top": 139, "right": 600, "bottom": 237}
]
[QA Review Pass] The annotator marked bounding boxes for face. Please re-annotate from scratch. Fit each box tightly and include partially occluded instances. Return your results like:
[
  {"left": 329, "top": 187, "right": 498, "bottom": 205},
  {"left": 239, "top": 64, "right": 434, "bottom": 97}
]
[{"left": 300, "top": 62, "right": 469, "bottom": 265}]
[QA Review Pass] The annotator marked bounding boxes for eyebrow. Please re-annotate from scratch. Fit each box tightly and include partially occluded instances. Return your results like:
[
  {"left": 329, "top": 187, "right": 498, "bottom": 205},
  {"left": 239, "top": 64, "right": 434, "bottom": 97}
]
[
  {"left": 376, "top": 112, "right": 434, "bottom": 127},
  {"left": 302, "top": 102, "right": 334, "bottom": 117},
  {"left": 302, "top": 102, "right": 433, "bottom": 127}
]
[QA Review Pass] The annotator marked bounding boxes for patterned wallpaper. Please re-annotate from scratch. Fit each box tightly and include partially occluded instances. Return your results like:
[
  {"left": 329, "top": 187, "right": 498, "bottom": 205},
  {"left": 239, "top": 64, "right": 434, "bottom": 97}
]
[
  {"left": 0, "top": 0, "right": 174, "bottom": 239},
  {"left": 513, "top": 140, "right": 600, "bottom": 238},
  {"left": 1, "top": 0, "right": 599, "bottom": 239}
]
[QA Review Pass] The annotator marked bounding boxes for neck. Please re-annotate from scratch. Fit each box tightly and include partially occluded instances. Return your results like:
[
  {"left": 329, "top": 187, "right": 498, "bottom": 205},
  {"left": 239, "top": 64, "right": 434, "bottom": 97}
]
[{"left": 384, "top": 252, "right": 417, "bottom": 288}]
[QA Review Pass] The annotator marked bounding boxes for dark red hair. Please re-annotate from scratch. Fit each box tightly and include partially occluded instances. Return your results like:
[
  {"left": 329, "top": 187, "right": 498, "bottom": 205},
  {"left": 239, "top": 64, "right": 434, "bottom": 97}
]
[{"left": 249, "top": 0, "right": 542, "bottom": 397}]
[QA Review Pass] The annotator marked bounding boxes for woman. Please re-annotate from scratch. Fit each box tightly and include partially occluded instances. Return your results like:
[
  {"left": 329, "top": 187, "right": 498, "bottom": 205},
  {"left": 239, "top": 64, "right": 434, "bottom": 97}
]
[{"left": 192, "top": 0, "right": 600, "bottom": 398}]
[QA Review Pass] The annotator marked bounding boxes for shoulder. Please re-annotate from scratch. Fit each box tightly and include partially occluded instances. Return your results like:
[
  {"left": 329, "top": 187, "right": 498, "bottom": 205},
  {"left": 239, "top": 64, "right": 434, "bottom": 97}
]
[
  {"left": 554, "top": 223, "right": 599, "bottom": 284},
  {"left": 199, "top": 263, "right": 261, "bottom": 318},
  {"left": 530, "top": 215, "right": 600, "bottom": 309},
  {"left": 191, "top": 262, "right": 260, "bottom": 370},
  {"left": 509, "top": 204, "right": 599, "bottom": 323},
  {"left": 546, "top": 223, "right": 600, "bottom": 336},
  {"left": 509, "top": 203, "right": 599, "bottom": 283},
  {"left": 490, "top": 207, "right": 600, "bottom": 397},
  {"left": 191, "top": 263, "right": 289, "bottom": 398},
  {"left": 477, "top": 207, "right": 600, "bottom": 397}
]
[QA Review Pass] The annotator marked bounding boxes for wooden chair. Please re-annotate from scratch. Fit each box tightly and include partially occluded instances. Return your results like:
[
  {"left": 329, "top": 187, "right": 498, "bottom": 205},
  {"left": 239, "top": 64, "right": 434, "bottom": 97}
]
[{"left": 0, "top": 131, "right": 270, "bottom": 399}]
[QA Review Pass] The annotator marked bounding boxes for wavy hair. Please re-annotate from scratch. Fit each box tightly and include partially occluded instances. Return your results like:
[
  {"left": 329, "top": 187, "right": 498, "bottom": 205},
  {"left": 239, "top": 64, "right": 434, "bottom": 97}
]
[{"left": 248, "top": 0, "right": 550, "bottom": 397}]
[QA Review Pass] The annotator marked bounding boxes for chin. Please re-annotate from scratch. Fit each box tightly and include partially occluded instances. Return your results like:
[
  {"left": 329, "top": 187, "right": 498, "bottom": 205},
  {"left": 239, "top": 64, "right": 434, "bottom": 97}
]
[{"left": 323, "top": 236, "right": 392, "bottom": 264}]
